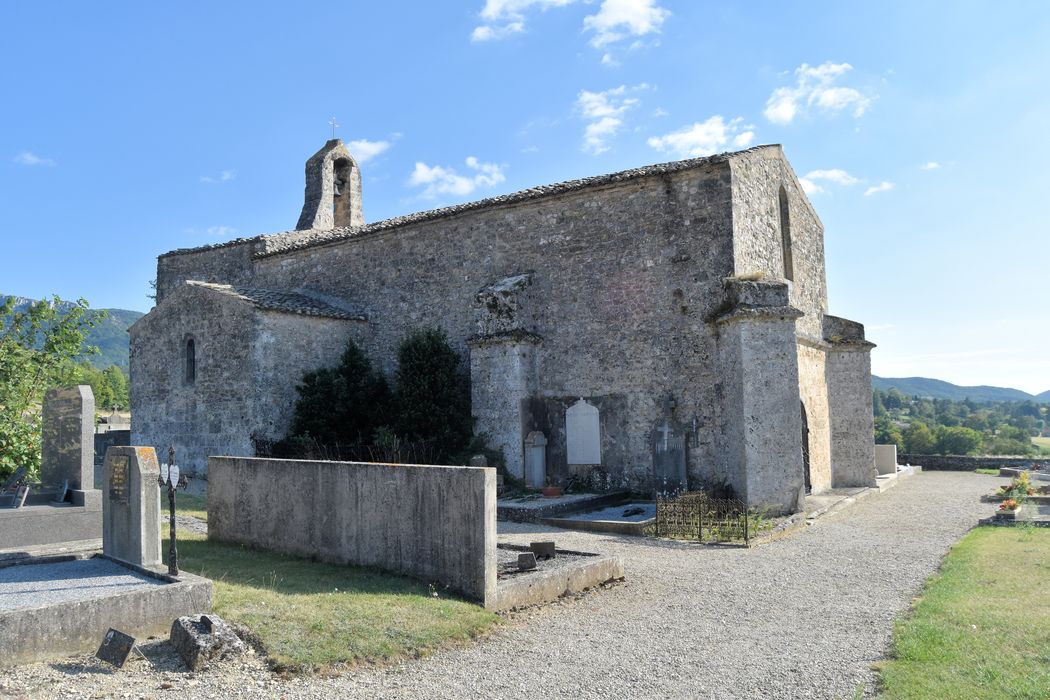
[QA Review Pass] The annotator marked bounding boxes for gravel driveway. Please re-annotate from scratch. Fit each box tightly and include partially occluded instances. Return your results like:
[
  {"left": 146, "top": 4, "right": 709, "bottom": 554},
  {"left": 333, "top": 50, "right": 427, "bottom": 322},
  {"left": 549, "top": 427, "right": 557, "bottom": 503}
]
[{"left": 0, "top": 471, "right": 1005, "bottom": 699}]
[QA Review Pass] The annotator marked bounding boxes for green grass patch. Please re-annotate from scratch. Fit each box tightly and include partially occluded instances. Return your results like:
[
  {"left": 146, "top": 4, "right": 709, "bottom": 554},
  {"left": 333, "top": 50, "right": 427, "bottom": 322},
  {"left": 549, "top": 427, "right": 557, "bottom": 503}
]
[
  {"left": 974, "top": 468, "right": 1001, "bottom": 475},
  {"left": 174, "top": 493, "right": 208, "bottom": 521},
  {"left": 167, "top": 531, "right": 498, "bottom": 670},
  {"left": 877, "top": 526, "right": 1050, "bottom": 699}
]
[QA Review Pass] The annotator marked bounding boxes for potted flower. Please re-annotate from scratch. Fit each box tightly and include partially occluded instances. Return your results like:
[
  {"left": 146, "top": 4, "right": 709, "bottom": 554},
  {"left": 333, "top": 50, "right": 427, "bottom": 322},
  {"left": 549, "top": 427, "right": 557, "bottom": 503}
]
[
  {"left": 541, "top": 485, "right": 564, "bottom": 498},
  {"left": 999, "top": 498, "right": 1021, "bottom": 519}
]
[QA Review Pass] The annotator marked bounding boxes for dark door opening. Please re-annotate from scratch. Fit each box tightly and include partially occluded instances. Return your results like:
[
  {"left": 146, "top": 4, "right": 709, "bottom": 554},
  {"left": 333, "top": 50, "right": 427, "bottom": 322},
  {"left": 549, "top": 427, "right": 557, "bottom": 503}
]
[{"left": 801, "top": 401, "right": 811, "bottom": 493}]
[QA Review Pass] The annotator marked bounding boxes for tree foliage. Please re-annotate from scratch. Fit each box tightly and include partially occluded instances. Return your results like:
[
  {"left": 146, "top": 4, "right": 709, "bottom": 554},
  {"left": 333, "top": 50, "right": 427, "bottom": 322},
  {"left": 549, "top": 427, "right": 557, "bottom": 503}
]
[
  {"left": 873, "top": 387, "right": 1048, "bottom": 457},
  {"left": 0, "top": 296, "right": 105, "bottom": 480},
  {"left": 282, "top": 328, "right": 474, "bottom": 464},
  {"left": 288, "top": 338, "right": 391, "bottom": 445},
  {"left": 392, "top": 328, "right": 472, "bottom": 461}
]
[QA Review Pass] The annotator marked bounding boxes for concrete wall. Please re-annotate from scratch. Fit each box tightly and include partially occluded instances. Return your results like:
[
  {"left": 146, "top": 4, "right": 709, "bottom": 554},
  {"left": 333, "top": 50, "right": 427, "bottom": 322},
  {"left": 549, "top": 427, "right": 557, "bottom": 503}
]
[{"left": 208, "top": 457, "right": 497, "bottom": 604}]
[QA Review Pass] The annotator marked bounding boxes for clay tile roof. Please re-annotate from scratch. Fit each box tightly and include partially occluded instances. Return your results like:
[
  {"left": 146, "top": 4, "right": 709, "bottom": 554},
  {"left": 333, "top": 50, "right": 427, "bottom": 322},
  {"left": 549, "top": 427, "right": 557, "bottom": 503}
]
[{"left": 186, "top": 282, "right": 366, "bottom": 321}]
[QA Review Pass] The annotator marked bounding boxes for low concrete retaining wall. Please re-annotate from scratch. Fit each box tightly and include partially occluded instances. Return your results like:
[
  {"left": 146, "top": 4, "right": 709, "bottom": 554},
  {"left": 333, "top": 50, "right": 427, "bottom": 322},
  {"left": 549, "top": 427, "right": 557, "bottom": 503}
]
[
  {"left": 900, "top": 454, "right": 1050, "bottom": 471},
  {"left": 208, "top": 456, "right": 497, "bottom": 604}
]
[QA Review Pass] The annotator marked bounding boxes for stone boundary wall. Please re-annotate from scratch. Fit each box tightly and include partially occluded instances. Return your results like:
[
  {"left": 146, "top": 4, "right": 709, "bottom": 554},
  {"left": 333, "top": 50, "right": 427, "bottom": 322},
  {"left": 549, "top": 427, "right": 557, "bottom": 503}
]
[
  {"left": 207, "top": 457, "right": 496, "bottom": 604},
  {"left": 899, "top": 454, "right": 1050, "bottom": 471}
]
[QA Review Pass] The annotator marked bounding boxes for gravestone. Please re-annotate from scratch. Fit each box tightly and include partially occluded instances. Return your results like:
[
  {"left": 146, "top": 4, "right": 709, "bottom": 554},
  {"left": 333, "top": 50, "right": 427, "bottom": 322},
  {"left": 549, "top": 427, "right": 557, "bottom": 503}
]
[
  {"left": 523, "top": 431, "right": 547, "bottom": 487},
  {"left": 652, "top": 419, "right": 688, "bottom": 495},
  {"left": 102, "top": 447, "right": 161, "bottom": 569},
  {"left": 566, "top": 398, "right": 601, "bottom": 466},
  {"left": 874, "top": 444, "right": 898, "bottom": 476},
  {"left": 41, "top": 385, "right": 101, "bottom": 508}
]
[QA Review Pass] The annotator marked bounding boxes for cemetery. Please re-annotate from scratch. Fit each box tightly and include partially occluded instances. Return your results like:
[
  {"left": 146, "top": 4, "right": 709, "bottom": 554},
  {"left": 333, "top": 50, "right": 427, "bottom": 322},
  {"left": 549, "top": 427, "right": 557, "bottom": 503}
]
[{"left": 0, "top": 442, "right": 211, "bottom": 668}]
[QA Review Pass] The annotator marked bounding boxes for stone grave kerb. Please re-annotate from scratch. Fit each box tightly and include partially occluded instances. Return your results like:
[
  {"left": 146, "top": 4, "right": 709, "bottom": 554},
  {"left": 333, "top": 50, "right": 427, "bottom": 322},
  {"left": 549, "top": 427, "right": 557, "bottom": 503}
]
[
  {"left": 102, "top": 446, "right": 162, "bottom": 569},
  {"left": 41, "top": 385, "right": 102, "bottom": 507}
]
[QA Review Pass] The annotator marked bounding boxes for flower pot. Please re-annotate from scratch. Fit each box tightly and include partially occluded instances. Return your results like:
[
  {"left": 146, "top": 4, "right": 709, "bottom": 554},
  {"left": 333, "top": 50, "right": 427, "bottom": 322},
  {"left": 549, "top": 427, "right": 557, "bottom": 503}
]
[{"left": 541, "top": 486, "right": 563, "bottom": 498}]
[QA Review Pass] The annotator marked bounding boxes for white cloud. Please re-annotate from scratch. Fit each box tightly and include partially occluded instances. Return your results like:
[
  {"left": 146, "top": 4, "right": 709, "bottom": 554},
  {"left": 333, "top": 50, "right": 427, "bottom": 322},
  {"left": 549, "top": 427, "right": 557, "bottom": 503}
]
[
  {"left": 408, "top": 156, "right": 506, "bottom": 198},
  {"left": 921, "top": 161, "right": 941, "bottom": 170},
  {"left": 200, "top": 170, "right": 236, "bottom": 184},
  {"left": 583, "top": 0, "right": 670, "bottom": 48},
  {"left": 864, "top": 181, "right": 894, "bottom": 196},
  {"left": 764, "top": 62, "right": 873, "bottom": 125},
  {"left": 798, "top": 168, "right": 859, "bottom": 194},
  {"left": 348, "top": 138, "right": 391, "bottom": 163},
  {"left": 651, "top": 107, "right": 669, "bottom": 118},
  {"left": 471, "top": 0, "right": 576, "bottom": 41},
  {"left": 13, "top": 151, "right": 55, "bottom": 167},
  {"left": 646, "top": 116, "right": 754, "bottom": 158},
  {"left": 576, "top": 84, "right": 646, "bottom": 154},
  {"left": 206, "top": 226, "right": 237, "bottom": 237}
]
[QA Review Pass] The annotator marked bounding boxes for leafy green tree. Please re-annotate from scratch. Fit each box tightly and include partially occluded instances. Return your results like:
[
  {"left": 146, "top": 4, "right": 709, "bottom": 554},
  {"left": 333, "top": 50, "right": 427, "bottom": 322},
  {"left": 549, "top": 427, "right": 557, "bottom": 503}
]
[
  {"left": 288, "top": 338, "right": 391, "bottom": 445},
  {"left": 0, "top": 296, "right": 105, "bottom": 479},
  {"left": 904, "top": 421, "right": 937, "bottom": 454},
  {"left": 872, "top": 390, "right": 887, "bottom": 417},
  {"left": 103, "top": 365, "right": 129, "bottom": 410},
  {"left": 884, "top": 388, "right": 905, "bottom": 410},
  {"left": 874, "top": 416, "right": 904, "bottom": 450},
  {"left": 392, "top": 328, "right": 472, "bottom": 462},
  {"left": 936, "top": 425, "right": 982, "bottom": 456}
]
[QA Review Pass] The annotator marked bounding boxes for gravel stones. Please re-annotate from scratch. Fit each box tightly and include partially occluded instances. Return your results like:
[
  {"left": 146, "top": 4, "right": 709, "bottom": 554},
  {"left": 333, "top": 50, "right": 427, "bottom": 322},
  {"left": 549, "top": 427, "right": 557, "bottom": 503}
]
[{"left": 0, "top": 472, "right": 1009, "bottom": 699}]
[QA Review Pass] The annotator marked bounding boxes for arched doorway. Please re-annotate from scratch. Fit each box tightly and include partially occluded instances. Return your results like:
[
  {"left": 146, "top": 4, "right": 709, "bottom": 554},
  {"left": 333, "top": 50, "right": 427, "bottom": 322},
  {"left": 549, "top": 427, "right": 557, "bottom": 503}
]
[{"left": 801, "top": 401, "right": 811, "bottom": 492}]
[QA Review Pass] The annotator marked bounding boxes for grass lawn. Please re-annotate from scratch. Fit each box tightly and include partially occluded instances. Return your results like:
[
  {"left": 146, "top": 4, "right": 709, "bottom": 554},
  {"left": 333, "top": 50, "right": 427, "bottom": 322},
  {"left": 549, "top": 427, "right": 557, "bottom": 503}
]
[
  {"left": 166, "top": 531, "right": 498, "bottom": 670},
  {"left": 174, "top": 493, "right": 208, "bottom": 521},
  {"left": 974, "top": 468, "right": 1000, "bottom": 475},
  {"left": 1032, "top": 436, "right": 1050, "bottom": 455},
  {"left": 877, "top": 526, "right": 1050, "bottom": 699}
]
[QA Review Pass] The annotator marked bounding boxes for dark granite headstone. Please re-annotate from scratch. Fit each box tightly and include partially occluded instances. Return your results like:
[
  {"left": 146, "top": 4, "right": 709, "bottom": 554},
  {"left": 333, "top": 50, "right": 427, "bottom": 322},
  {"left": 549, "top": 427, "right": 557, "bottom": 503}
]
[
  {"left": 529, "top": 541, "right": 556, "bottom": 560},
  {"left": 517, "top": 552, "right": 537, "bottom": 571},
  {"left": 95, "top": 628, "right": 135, "bottom": 668},
  {"left": 41, "top": 385, "right": 95, "bottom": 492}
]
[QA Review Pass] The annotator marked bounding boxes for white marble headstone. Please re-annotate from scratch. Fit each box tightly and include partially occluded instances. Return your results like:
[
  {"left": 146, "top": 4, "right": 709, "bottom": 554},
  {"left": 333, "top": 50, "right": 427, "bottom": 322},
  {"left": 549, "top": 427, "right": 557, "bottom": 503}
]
[{"left": 566, "top": 398, "right": 601, "bottom": 465}]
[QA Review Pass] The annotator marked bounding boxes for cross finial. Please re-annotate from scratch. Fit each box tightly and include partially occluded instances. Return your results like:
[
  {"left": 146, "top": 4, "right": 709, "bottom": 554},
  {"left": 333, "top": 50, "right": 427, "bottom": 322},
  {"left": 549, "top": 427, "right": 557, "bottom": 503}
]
[{"left": 329, "top": 116, "right": 339, "bottom": 139}]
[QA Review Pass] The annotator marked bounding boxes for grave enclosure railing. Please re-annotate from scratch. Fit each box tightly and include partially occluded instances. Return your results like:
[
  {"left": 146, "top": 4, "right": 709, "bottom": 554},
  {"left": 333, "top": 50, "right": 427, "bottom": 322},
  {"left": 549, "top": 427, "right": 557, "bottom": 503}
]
[{"left": 654, "top": 491, "right": 751, "bottom": 545}]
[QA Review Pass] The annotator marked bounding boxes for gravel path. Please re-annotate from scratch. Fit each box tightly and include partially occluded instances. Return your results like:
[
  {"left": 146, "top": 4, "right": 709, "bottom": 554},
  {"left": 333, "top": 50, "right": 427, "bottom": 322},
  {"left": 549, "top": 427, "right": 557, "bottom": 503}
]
[
  {"left": 0, "top": 471, "right": 1006, "bottom": 699},
  {"left": 0, "top": 558, "right": 164, "bottom": 611}
]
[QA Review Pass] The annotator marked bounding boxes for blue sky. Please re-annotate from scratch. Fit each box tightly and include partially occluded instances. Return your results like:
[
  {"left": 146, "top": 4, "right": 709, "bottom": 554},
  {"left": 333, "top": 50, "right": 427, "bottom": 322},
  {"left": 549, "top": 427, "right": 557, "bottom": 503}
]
[{"left": 2, "top": 1, "right": 1048, "bottom": 393}]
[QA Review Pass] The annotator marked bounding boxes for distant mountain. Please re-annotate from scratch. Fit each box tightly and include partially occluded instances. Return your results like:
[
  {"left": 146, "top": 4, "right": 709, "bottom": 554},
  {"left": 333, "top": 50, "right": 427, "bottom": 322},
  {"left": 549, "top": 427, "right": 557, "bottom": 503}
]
[
  {"left": 2, "top": 295, "right": 144, "bottom": 369},
  {"left": 873, "top": 376, "right": 1048, "bottom": 403}
]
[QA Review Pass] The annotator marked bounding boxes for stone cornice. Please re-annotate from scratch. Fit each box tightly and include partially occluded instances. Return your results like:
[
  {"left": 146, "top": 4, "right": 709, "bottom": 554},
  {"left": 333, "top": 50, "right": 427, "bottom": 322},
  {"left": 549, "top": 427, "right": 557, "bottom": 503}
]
[{"left": 714, "top": 305, "right": 804, "bottom": 325}]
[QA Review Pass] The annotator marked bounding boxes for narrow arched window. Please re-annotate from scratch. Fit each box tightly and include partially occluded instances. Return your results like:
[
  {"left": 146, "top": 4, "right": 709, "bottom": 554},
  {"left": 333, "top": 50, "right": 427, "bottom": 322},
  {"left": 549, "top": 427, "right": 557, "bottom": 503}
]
[
  {"left": 185, "top": 338, "right": 196, "bottom": 385},
  {"left": 778, "top": 186, "right": 794, "bottom": 281}
]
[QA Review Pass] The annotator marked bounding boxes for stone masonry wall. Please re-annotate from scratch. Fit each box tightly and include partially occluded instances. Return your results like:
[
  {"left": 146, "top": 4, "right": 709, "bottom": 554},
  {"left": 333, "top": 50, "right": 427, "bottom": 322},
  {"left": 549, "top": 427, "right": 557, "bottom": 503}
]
[
  {"left": 826, "top": 347, "right": 877, "bottom": 487},
  {"left": 728, "top": 147, "right": 827, "bottom": 339},
  {"left": 157, "top": 163, "right": 738, "bottom": 489},
  {"left": 131, "top": 284, "right": 360, "bottom": 475},
  {"left": 797, "top": 342, "right": 832, "bottom": 492}
]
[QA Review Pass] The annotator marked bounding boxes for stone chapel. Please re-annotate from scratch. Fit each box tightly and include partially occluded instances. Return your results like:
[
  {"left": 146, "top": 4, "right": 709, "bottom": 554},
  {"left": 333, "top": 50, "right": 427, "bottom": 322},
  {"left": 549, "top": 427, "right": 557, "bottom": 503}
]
[{"left": 130, "top": 140, "right": 876, "bottom": 514}]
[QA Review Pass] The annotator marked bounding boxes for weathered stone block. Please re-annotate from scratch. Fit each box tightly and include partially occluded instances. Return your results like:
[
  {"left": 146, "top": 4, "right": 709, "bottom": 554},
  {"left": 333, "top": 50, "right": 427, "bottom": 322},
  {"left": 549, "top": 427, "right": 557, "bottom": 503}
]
[{"left": 169, "top": 614, "right": 246, "bottom": 671}]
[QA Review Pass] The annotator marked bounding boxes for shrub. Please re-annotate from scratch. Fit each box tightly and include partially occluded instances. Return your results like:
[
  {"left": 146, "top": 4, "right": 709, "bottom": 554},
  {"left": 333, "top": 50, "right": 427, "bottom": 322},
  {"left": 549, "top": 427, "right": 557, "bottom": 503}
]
[
  {"left": 392, "top": 328, "right": 472, "bottom": 462},
  {"left": 288, "top": 338, "right": 391, "bottom": 446}
]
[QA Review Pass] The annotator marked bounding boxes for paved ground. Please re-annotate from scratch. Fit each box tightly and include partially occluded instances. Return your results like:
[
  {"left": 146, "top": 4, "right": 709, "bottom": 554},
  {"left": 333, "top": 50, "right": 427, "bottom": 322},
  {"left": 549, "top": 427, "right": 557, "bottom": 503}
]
[{"left": 0, "top": 471, "right": 1006, "bottom": 699}]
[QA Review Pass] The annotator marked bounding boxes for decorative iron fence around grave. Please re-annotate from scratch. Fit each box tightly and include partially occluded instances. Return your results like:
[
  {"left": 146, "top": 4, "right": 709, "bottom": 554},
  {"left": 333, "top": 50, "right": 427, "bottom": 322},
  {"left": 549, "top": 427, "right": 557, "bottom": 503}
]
[{"left": 654, "top": 491, "right": 752, "bottom": 545}]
